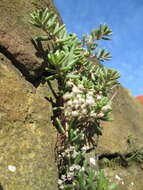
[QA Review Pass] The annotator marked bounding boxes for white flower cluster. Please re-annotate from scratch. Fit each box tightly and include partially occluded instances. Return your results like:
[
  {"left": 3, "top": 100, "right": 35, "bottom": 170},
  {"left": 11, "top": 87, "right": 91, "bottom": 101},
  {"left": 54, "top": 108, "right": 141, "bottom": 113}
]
[
  {"left": 69, "top": 164, "right": 81, "bottom": 172},
  {"left": 58, "top": 163, "right": 86, "bottom": 189},
  {"left": 64, "top": 84, "right": 95, "bottom": 120},
  {"left": 89, "top": 157, "right": 96, "bottom": 166},
  {"left": 63, "top": 84, "right": 111, "bottom": 121},
  {"left": 61, "top": 146, "right": 78, "bottom": 159},
  {"left": 58, "top": 171, "right": 75, "bottom": 189}
]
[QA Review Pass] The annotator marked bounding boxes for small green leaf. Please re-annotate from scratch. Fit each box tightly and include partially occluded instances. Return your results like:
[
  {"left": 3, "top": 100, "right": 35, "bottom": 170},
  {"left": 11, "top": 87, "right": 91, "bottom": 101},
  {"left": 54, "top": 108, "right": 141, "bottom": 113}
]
[
  {"left": 36, "top": 36, "right": 49, "bottom": 41},
  {"left": 55, "top": 117, "right": 65, "bottom": 134}
]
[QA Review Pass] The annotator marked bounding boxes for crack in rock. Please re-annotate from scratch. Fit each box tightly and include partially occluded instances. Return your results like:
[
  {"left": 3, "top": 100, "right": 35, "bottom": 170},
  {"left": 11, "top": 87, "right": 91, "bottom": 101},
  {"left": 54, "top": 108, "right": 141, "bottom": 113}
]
[{"left": 0, "top": 30, "right": 45, "bottom": 84}]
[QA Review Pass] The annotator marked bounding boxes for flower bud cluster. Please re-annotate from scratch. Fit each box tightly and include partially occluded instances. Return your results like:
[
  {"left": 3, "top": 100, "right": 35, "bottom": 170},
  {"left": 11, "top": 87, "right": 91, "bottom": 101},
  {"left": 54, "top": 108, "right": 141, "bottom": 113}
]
[
  {"left": 60, "top": 146, "right": 78, "bottom": 159},
  {"left": 63, "top": 84, "right": 111, "bottom": 121},
  {"left": 59, "top": 168, "right": 77, "bottom": 189},
  {"left": 58, "top": 149, "right": 82, "bottom": 189}
]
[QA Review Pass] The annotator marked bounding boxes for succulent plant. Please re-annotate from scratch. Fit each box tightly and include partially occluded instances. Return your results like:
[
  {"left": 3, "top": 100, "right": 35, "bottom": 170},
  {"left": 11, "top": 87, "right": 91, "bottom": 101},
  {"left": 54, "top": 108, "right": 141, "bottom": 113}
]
[{"left": 30, "top": 8, "right": 119, "bottom": 190}]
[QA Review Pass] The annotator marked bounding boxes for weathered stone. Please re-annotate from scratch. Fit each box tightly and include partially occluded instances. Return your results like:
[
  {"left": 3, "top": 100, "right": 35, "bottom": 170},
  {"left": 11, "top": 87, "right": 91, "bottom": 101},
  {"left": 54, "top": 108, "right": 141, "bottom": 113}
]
[
  {"left": 97, "top": 85, "right": 143, "bottom": 155},
  {"left": 0, "top": 54, "right": 58, "bottom": 190},
  {"left": 103, "top": 163, "right": 143, "bottom": 190},
  {"left": 0, "top": 0, "right": 62, "bottom": 82}
]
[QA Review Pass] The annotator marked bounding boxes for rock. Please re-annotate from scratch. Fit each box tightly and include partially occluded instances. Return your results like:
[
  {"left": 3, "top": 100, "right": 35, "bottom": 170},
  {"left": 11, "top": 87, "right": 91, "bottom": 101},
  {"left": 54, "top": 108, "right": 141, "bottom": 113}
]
[
  {"left": 97, "top": 85, "right": 143, "bottom": 155},
  {"left": 0, "top": 0, "right": 62, "bottom": 82},
  {"left": 96, "top": 86, "right": 143, "bottom": 190},
  {"left": 103, "top": 163, "right": 143, "bottom": 190},
  {"left": 0, "top": 54, "right": 58, "bottom": 190}
]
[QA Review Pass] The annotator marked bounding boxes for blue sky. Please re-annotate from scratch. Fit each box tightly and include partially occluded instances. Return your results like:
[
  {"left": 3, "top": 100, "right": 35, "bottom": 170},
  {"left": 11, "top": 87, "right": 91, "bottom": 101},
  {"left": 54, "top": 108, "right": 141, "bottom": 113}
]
[{"left": 54, "top": 0, "right": 143, "bottom": 96}]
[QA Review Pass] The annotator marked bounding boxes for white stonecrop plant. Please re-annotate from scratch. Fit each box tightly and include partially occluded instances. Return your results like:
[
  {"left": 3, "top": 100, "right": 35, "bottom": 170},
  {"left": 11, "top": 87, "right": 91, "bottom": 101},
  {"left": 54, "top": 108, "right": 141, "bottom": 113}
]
[{"left": 30, "top": 8, "right": 119, "bottom": 190}]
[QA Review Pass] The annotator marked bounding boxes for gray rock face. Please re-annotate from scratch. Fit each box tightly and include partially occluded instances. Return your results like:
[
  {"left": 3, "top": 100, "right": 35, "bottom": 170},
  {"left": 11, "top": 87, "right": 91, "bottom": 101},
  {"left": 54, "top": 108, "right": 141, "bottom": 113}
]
[{"left": 0, "top": 54, "right": 58, "bottom": 190}]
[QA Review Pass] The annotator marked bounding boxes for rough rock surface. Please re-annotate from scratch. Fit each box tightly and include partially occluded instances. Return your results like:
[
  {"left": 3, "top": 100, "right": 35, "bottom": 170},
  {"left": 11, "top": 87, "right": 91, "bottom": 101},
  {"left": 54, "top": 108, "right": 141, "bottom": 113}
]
[
  {"left": 97, "top": 86, "right": 143, "bottom": 190},
  {"left": 103, "top": 164, "right": 143, "bottom": 190},
  {"left": 0, "top": 0, "right": 62, "bottom": 82},
  {"left": 0, "top": 1, "right": 61, "bottom": 189},
  {"left": 0, "top": 54, "right": 58, "bottom": 190},
  {"left": 98, "top": 85, "right": 143, "bottom": 155}
]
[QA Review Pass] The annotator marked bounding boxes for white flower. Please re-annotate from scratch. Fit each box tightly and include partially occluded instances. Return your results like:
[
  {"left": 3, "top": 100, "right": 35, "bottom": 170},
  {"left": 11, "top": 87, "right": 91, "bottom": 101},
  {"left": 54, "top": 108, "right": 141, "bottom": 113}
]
[
  {"left": 61, "top": 175, "right": 66, "bottom": 180},
  {"left": 69, "top": 166, "right": 75, "bottom": 172},
  {"left": 66, "top": 100, "right": 73, "bottom": 107},
  {"left": 78, "top": 84, "right": 84, "bottom": 90},
  {"left": 88, "top": 91, "right": 94, "bottom": 96},
  {"left": 89, "top": 157, "right": 96, "bottom": 166},
  {"left": 67, "top": 172, "right": 74, "bottom": 180},
  {"left": 69, "top": 146, "right": 75, "bottom": 151},
  {"left": 81, "top": 133, "right": 85, "bottom": 140},
  {"left": 72, "top": 86, "right": 81, "bottom": 94},
  {"left": 63, "top": 93, "right": 72, "bottom": 100},
  {"left": 131, "top": 182, "right": 134, "bottom": 186},
  {"left": 101, "top": 105, "right": 111, "bottom": 112},
  {"left": 73, "top": 99, "right": 80, "bottom": 105},
  {"left": 96, "top": 95, "right": 102, "bottom": 100},
  {"left": 121, "top": 181, "right": 124, "bottom": 185},
  {"left": 67, "top": 81, "right": 73, "bottom": 87},
  {"left": 8, "top": 165, "right": 16, "bottom": 172},
  {"left": 74, "top": 164, "right": 81, "bottom": 170},
  {"left": 97, "top": 112, "right": 104, "bottom": 118},
  {"left": 75, "top": 104, "right": 80, "bottom": 109},
  {"left": 72, "top": 150, "right": 78, "bottom": 158},
  {"left": 86, "top": 97, "right": 95, "bottom": 105},
  {"left": 81, "top": 104, "right": 86, "bottom": 109},
  {"left": 61, "top": 152, "right": 66, "bottom": 157},
  {"left": 80, "top": 167, "right": 85, "bottom": 172},
  {"left": 58, "top": 179, "right": 63, "bottom": 185},
  {"left": 86, "top": 95, "right": 93, "bottom": 99},
  {"left": 90, "top": 112, "right": 97, "bottom": 118},
  {"left": 72, "top": 111, "right": 79, "bottom": 117},
  {"left": 76, "top": 94, "right": 82, "bottom": 99},
  {"left": 82, "top": 146, "right": 90, "bottom": 151},
  {"left": 65, "top": 148, "right": 70, "bottom": 153},
  {"left": 115, "top": 175, "right": 121, "bottom": 181},
  {"left": 59, "top": 185, "right": 64, "bottom": 189},
  {"left": 69, "top": 164, "right": 81, "bottom": 171},
  {"left": 82, "top": 109, "right": 87, "bottom": 115},
  {"left": 78, "top": 98, "right": 85, "bottom": 104}
]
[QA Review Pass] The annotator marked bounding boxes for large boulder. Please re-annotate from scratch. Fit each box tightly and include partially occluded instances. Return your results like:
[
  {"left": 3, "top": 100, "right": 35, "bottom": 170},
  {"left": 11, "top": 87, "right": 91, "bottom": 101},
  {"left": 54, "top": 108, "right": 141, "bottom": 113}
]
[{"left": 0, "top": 54, "right": 58, "bottom": 189}]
